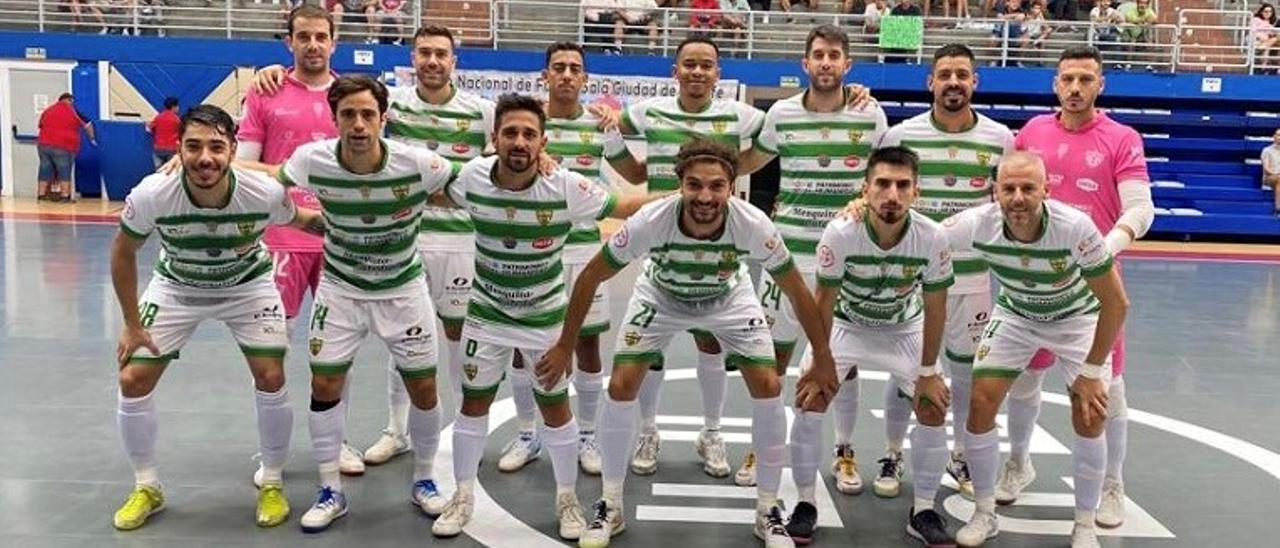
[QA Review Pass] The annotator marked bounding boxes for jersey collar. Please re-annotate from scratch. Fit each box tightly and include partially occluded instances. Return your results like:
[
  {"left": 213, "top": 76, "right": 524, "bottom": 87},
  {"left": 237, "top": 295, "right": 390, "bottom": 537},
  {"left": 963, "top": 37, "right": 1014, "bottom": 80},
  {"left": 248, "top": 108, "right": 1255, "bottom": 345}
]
[
  {"left": 334, "top": 139, "right": 390, "bottom": 174},
  {"left": 928, "top": 108, "right": 978, "bottom": 133},
  {"left": 181, "top": 168, "right": 237, "bottom": 210},
  {"left": 862, "top": 208, "right": 912, "bottom": 250},
  {"left": 1001, "top": 202, "right": 1050, "bottom": 244},
  {"left": 1053, "top": 109, "right": 1107, "bottom": 133}
]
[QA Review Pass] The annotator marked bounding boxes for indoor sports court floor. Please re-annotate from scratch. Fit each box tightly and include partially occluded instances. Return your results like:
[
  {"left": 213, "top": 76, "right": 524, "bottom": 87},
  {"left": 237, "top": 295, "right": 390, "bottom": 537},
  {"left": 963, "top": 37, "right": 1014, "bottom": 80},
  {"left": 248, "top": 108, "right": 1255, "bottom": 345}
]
[{"left": 2, "top": 199, "right": 1279, "bottom": 547}]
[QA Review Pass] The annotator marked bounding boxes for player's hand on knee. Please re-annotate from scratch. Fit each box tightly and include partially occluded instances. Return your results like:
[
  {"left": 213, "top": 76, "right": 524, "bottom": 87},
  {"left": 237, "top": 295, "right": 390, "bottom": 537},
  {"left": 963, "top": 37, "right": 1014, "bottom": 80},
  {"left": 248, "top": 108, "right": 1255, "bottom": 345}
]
[
  {"left": 915, "top": 374, "right": 951, "bottom": 415},
  {"left": 253, "top": 64, "right": 288, "bottom": 95},
  {"left": 534, "top": 344, "right": 572, "bottom": 392},
  {"left": 117, "top": 326, "right": 160, "bottom": 368},
  {"left": 796, "top": 351, "right": 839, "bottom": 412},
  {"left": 1070, "top": 376, "right": 1109, "bottom": 424}
]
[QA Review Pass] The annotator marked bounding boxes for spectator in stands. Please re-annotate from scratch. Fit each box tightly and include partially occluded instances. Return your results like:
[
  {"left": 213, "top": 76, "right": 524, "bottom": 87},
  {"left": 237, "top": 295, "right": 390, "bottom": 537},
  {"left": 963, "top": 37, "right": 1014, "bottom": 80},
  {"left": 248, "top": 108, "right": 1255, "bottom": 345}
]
[
  {"left": 1253, "top": 3, "right": 1278, "bottom": 73},
  {"left": 1024, "top": 1, "right": 1053, "bottom": 54},
  {"left": 779, "top": 0, "right": 819, "bottom": 23},
  {"left": 136, "top": 0, "right": 164, "bottom": 37},
  {"left": 582, "top": 0, "right": 625, "bottom": 54},
  {"left": 689, "top": 0, "right": 722, "bottom": 37},
  {"left": 146, "top": 97, "right": 180, "bottom": 169},
  {"left": 1119, "top": 0, "right": 1157, "bottom": 70},
  {"left": 66, "top": 0, "right": 108, "bottom": 34},
  {"left": 891, "top": 0, "right": 922, "bottom": 17},
  {"left": 863, "top": 0, "right": 890, "bottom": 35},
  {"left": 1263, "top": 128, "right": 1280, "bottom": 215},
  {"left": 621, "top": 0, "right": 661, "bottom": 52},
  {"left": 36, "top": 93, "right": 96, "bottom": 203},
  {"left": 325, "top": 0, "right": 373, "bottom": 41},
  {"left": 719, "top": 0, "right": 752, "bottom": 51},
  {"left": 1088, "top": 0, "right": 1124, "bottom": 52},
  {"left": 884, "top": 0, "right": 922, "bottom": 63},
  {"left": 370, "top": 0, "right": 407, "bottom": 44},
  {"left": 990, "top": 0, "right": 1029, "bottom": 63},
  {"left": 944, "top": 0, "right": 970, "bottom": 19},
  {"left": 1047, "top": 0, "right": 1079, "bottom": 22},
  {"left": 97, "top": 0, "right": 134, "bottom": 35}
]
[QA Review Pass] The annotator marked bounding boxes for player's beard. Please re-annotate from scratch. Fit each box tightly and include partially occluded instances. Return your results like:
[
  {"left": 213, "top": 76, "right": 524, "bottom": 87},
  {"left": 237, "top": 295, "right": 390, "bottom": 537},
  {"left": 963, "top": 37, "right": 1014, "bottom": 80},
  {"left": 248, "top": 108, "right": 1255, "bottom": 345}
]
[
  {"left": 938, "top": 86, "right": 970, "bottom": 113},
  {"left": 875, "top": 204, "right": 904, "bottom": 224},
  {"left": 811, "top": 72, "right": 842, "bottom": 94},
  {"left": 503, "top": 148, "right": 534, "bottom": 174},
  {"left": 688, "top": 199, "right": 724, "bottom": 225},
  {"left": 185, "top": 159, "right": 227, "bottom": 189}
]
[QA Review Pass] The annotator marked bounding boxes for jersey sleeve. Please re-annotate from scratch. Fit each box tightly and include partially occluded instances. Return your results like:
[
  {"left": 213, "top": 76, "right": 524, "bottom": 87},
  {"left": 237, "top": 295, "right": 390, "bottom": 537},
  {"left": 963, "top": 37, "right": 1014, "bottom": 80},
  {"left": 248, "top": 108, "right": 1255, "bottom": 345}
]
[
  {"left": 815, "top": 219, "right": 850, "bottom": 287},
  {"left": 479, "top": 99, "right": 497, "bottom": 142},
  {"left": 601, "top": 204, "right": 656, "bottom": 270},
  {"left": 753, "top": 104, "right": 781, "bottom": 155},
  {"left": 737, "top": 103, "right": 766, "bottom": 148},
  {"left": 922, "top": 229, "right": 955, "bottom": 292},
  {"left": 1113, "top": 127, "right": 1150, "bottom": 183},
  {"left": 998, "top": 126, "right": 1017, "bottom": 156},
  {"left": 1072, "top": 214, "right": 1114, "bottom": 278},
  {"left": 277, "top": 144, "right": 311, "bottom": 188},
  {"left": 877, "top": 123, "right": 904, "bottom": 148},
  {"left": 236, "top": 89, "right": 267, "bottom": 145},
  {"left": 416, "top": 148, "right": 458, "bottom": 195},
  {"left": 871, "top": 104, "right": 890, "bottom": 138},
  {"left": 119, "top": 184, "right": 155, "bottom": 240},
  {"left": 565, "top": 171, "right": 617, "bottom": 222},
  {"left": 745, "top": 206, "right": 794, "bottom": 274},
  {"left": 266, "top": 179, "right": 299, "bottom": 225},
  {"left": 940, "top": 207, "right": 978, "bottom": 256},
  {"left": 623, "top": 99, "right": 650, "bottom": 136}
]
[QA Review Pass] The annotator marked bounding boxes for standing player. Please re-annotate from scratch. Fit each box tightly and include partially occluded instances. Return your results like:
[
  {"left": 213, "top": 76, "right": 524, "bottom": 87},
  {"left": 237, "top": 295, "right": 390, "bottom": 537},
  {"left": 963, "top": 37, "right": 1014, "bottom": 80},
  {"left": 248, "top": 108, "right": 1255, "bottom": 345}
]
[
  {"left": 949, "top": 152, "right": 1130, "bottom": 548},
  {"left": 730, "top": 24, "right": 889, "bottom": 491},
  {"left": 110, "top": 105, "right": 324, "bottom": 530},
  {"left": 997, "top": 46, "right": 1153, "bottom": 529},
  {"left": 238, "top": 5, "right": 366, "bottom": 477},
  {"left": 272, "top": 76, "right": 458, "bottom": 532},
  {"left": 787, "top": 147, "right": 956, "bottom": 544},
  {"left": 543, "top": 139, "right": 839, "bottom": 548},
  {"left": 496, "top": 41, "right": 649, "bottom": 476},
  {"left": 877, "top": 43, "right": 1016, "bottom": 500},
  {"left": 430, "top": 94, "right": 659, "bottom": 540}
]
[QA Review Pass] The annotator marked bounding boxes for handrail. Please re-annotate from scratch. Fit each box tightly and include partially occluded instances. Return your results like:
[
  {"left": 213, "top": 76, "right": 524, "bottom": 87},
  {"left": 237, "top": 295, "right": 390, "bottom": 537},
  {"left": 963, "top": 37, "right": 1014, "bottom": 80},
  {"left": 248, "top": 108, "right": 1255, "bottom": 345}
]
[{"left": 0, "top": 0, "right": 1264, "bottom": 74}]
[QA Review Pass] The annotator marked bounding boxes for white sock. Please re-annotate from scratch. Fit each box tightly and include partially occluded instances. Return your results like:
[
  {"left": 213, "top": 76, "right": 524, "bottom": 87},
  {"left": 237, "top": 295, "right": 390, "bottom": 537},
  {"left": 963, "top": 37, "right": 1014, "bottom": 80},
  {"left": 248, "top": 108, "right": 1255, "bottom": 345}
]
[
  {"left": 947, "top": 358, "right": 973, "bottom": 456},
  {"left": 409, "top": 405, "right": 441, "bottom": 482},
  {"left": 510, "top": 367, "right": 538, "bottom": 433},
  {"left": 967, "top": 427, "right": 1000, "bottom": 515},
  {"left": 446, "top": 338, "right": 464, "bottom": 405},
  {"left": 385, "top": 358, "right": 410, "bottom": 436},
  {"left": 310, "top": 402, "right": 346, "bottom": 491},
  {"left": 696, "top": 352, "right": 726, "bottom": 430},
  {"left": 884, "top": 381, "right": 912, "bottom": 452},
  {"left": 909, "top": 424, "right": 949, "bottom": 513},
  {"left": 1007, "top": 389, "right": 1041, "bottom": 465},
  {"left": 637, "top": 368, "right": 665, "bottom": 430},
  {"left": 788, "top": 409, "right": 824, "bottom": 505},
  {"left": 1074, "top": 434, "right": 1107, "bottom": 513},
  {"left": 751, "top": 395, "right": 786, "bottom": 498},
  {"left": 255, "top": 387, "right": 292, "bottom": 484},
  {"left": 573, "top": 369, "right": 603, "bottom": 433},
  {"left": 452, "top": 414, "right": 490, "bottom": 484},
  {"left": 832, "top": 377, "right": 860, "bottom": 446},
  {"left": 542, "top": 419, "right": 581, "bottom": 494},
  {"left": 1106, "top": 377, "right": 1128, "bottom": 482},
  {"left": 599, "top": 396, "right": 638, "bottom": 485},
  {"left": 118, "top": 391, "right": 160, "bottom": 487}
]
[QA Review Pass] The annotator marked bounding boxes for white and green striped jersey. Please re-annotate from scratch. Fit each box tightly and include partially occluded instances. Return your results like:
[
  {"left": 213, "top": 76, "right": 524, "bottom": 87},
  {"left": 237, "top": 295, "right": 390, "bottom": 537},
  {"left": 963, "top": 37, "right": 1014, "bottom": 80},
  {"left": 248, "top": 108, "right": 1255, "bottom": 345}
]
[
  {"left": 816, "top": 210, "right": 954, "bottom": 328},
  {"left": 387, "top": 85, "right": 494, "bottom": 250},
  {"left": 120, "top": 168, "right": 297, "bottom": 290},
  {"left": 279, "top": 138, "right": 456, "bottom": 297},
  {"left": 755, "top": 91, "right": 888, "bottom": 271},
  {"left": 624, "top": 97, "right": 765, "bottom": 192},
  {"left": 879, "top": 110, "right": 1015, "bottom": 295},
  {"left": 545, "top": 108, "right": 630, "bottom": 264},
  {"left": 446, "top": 156, "right": 618, "bottom": 347},
  {"left": 603, "top": 195, "right": 794, "bottom": 303},
  {"left": 943, "top": 200, "right": 1113, "bottom": 323}
]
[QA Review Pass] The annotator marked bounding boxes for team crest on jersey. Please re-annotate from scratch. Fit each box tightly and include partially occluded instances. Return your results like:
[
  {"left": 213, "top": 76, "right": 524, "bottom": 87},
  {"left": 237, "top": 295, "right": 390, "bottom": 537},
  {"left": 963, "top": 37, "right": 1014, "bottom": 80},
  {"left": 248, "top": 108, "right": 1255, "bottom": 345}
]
[
  {"left": 764, "top": 237, "right": 780, "bottom": 251},
  {"left": 237, "top": 221, "right": 255, "bottom": 236},
  {"left": 1050, "top": 257, "right": 1068, "bottom": 273},
  {"left": 976, "top": 344, "right": 990, "bottom": 361},
  {"left": 1023, "top": 278, "right": 1037, "bottom": 288},
  {"left": 817, "top": 154, "right": 831, "bottom": 168},
  {"left": 206, "top": 221, "right": 219, "bottom": 233},
  {"left": 820, "top": 127, "right": 831, "bottom": 139},
  {"left": 976, "top": 151, "right": 992, "bottom": 167},
  {"left": 464, "top": 363, "right": 478, "bottom": 380},
  {"left": 623, "top": 331, "right": 641, "bottom": 346},
  {"left": 693, "top": 249, "right": 705, "bottom": 260},
  {"left": 579, "top": 130, "right": 594, "bottom": 144},
  {"left": 392, "top": 185, "right": 411, "bottom": 201},
  {"left": 430, "top": 115, "right": 440, "bottom": 126},
  {"left": 721, "top": 250, "right": 738, "bottom": 264},
  {"left": 712, "top": 120, "right": 728, "bottom": 133},
  {"left": 902, "top": 264, "right": 918, "bottom": 279},
  {"left": 456, "top": 119, "right": 471, "bottom": 131},
  {"left": 505, "top": 206, "right": 518, "bottom": 220},
  {"left": 536, "top": 210, "right": 554, "bottom": 226},
  {"left": 309, "top": 337, "right": 324, "bottom": 356},
  {"left": 818, "top": 244, "right": 835, "bottom": 268},
  {"left": 359, "top": 185, "right": 372, "bottom": 199},
  {"left": 948, "top": 146, "right": 960, "bottom": 159},
  {"left": 1019, "top": 254, "right": 1031, "bottom": 267},
  {"left": 848, "top": 130, "right": 863, "bottom": 143},
  {"left": 1085, "top": 150, "right": 1104, "bottom": 168}
]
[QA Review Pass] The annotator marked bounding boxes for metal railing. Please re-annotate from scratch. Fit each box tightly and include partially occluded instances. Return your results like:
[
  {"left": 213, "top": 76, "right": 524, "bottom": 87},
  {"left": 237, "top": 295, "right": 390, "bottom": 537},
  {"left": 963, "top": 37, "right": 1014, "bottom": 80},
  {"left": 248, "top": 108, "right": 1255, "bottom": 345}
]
[{"left": 0, "top": 0, "right": 1271, "bottom": 73}]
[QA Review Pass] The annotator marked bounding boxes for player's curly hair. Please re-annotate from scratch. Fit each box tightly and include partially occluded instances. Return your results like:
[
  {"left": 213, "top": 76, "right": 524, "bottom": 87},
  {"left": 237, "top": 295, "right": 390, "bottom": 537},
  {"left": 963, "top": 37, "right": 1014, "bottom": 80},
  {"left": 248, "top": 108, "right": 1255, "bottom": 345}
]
[{"left": 674, "top": 139, "right": 738, "bottom": 181}]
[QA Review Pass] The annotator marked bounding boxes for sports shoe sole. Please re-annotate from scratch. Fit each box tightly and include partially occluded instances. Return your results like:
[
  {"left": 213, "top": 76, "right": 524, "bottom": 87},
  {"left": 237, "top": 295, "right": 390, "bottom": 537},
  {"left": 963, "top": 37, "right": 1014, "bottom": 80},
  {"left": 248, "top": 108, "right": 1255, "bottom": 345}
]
[
  {"left": 113, "top": 503, "right": 165, "bottom": 531},
  {"left": 874, "top": 481, "right": 901, "bottom": 498},
  {"left": 363, "top": 445, "right": 411, "bottom": 465},
  {"left": 1095, "top": 515, "right": 1125, "bottom": 529},
  {"left": 906, "top": 522, "right": 956, "bottom": 547},
  {"left": 300, "top": 507, "right": 348, "bottom": 534},
  {"left": 498, "top": 448, "right": 542, "bottom": 473},
  {"left": 630, "top": 462, "right": 657, "bottom": 475}
]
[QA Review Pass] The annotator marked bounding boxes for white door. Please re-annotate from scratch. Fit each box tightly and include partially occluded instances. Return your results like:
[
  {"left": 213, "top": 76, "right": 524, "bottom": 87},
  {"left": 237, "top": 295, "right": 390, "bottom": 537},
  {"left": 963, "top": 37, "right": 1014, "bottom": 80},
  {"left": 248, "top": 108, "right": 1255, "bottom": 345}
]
[{"left": 0, "top": 62, "right": 76, "bottom": 198}]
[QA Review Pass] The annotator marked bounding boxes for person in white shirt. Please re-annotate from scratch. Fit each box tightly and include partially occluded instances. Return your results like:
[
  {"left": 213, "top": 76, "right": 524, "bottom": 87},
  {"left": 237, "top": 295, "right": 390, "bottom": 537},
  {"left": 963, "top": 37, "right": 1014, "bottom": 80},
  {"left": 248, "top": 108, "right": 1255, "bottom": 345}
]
[
  {"left": 1088, "top": 0, "right": 1124, "bottom": 46},
  {"left": 863, "top": 0, "right": 890, "bottom": 34},
  {"left": 620, "top": 0, "right": 660, "bottom": 51},
  {"left": 1262, "top": 128, "right": 1280, "bottom": 215}
]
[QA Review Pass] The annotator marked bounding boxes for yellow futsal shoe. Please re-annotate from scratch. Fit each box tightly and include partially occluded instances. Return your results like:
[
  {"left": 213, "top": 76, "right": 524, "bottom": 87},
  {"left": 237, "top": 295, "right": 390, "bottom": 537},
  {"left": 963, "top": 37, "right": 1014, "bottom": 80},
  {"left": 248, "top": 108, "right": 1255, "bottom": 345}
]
[
  {"left": 256, "top": 484, "right": 290, "bottom": 527},
  {"left": 113, "top": 484, "right": 165, "bottom": 531}
]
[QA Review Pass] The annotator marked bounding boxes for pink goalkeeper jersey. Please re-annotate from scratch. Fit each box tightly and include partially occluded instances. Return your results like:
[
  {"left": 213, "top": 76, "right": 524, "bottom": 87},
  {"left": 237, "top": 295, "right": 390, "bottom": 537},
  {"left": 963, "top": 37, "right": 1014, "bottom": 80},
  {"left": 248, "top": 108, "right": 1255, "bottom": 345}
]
[
  {"left": 238, "top": 71, "right": 338, "bottom": 252},
  {"left": 1014, "top": 111, "right": 1149, "bottom": 235}
]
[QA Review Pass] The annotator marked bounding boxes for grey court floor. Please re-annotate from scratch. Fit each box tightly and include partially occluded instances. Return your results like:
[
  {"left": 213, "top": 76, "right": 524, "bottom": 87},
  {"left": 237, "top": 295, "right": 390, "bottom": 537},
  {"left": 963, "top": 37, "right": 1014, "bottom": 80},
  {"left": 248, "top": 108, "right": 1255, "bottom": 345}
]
[{"left": 2, "top": 219, "right": 1279, "bottom": 548}]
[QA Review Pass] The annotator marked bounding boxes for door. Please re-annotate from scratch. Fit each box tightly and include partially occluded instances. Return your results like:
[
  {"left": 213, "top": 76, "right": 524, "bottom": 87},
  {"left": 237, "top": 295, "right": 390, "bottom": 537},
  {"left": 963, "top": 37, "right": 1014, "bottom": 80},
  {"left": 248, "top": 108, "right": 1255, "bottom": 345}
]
[{"left": 1, "top": 64, "right": 74, "bottom": 198}]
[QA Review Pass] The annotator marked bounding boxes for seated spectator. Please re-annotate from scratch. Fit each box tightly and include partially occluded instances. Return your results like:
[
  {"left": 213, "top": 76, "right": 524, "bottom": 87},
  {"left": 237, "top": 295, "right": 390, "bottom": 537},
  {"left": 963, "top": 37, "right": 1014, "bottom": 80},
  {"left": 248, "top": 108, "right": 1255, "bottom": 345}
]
[
  {"left": 989, "top": 0, "right": 1028, "bottom": 59},
  {"left": 779, "top": 0, "right": 819, "bottom": 22},
  {"left": 621, "top": 0, "right": 660, "bottom": 51},
  {"left": 1120, "top": 0, "right": 1157, "bottom": 69},
  {"left": 97, "top": 0, "right": 134, "bottom": 35},
  {"left": 885, "top": 0, "right": 923, "bottom": 63},
  {"left": 1047, "top": 0, "right": 1079, "bottom": 22},
  {"left": 583, "top": 0, "right": 624, "bottom": 54},
  {"left": 1088, "top": 0, "right": 1124, "bottom": 48},
  {"left": 1023, "top": 1, "right": 1053, "bottom": 52},
  {"left": 689, "top": 0, "right": 722, "bottom": 36},
  {"left": 719, "top": 0, "right": 751, "bottom": 50},
  {"left": 944, "top": 0, "right": 969, "bottom": 19},
  {"left": 890, "top": 0, "right": 922, "bottom": 17},
  {"left": 1253, "top": 3, "right": 1278, "bottom": 72},
  {"left": 1263, "top": 128, "right": 1280, "bottom": 215},
  {"left": 325, "top": 0, "right": 372, "bottom": 41},
  {"left": 136, "top": 0, "right": 165, "bottom": 37},
  {"left": 68, "top": 0, "right": 108, "bottom": 34},
  {"left": 370, "top": 0, "right": 408, "bottom": 44},
  {"left": 863, "top": 0, "right": 890, "bottom": 35},
  {"left": 146, "top": 97, "right": 180, "bottom": 169}
]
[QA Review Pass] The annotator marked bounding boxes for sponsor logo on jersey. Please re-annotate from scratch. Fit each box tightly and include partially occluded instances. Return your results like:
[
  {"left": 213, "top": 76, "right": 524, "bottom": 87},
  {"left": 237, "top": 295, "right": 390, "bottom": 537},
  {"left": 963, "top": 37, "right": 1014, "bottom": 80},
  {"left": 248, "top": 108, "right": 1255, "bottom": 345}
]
[
  {"left": 1076, "top": 178, "right": 1099, "bottom": 192},
  {"left": 1085, "top": 150, "right": 1104, "bottom": 168},
  {"left": 970, "top": 176, "right": 987, "bottom": 188},
  {"left": 818, "top": 154, "right": 832, "bottom": 168},
  {"left": 533, "top": 237, "right": 554, "bottom": 249},
  {"left": 1050, "top": 257, "right": 1068, "bottom": 273},
  {"left": 944, "top": 174, "right": 958, "bottom": 187},
  {"left": 392, "top": 208, "right": 413, "bottom": 221},
  {"left": 623, "top": 330, "right": 641, "bottom": 346},
  {"left": 844, "top": 156, "right": 861, "bottom": 168},
  {"left": 427, "top": 140, "right": 439, "bottom": 150},
  {"left": 237, "top": 221, "right": 256, "bottom": 236},
  {"left": 576, "top": 154, "right": 594, "bottom": 166},
  {"left": 309, "top": 337, "right": 324, "bottom": 356},
  {"left": 976, "top": 151, "right": 992, "bottom": 167},
  {"left": 536, "top": 210, "right": 554, "bottom": 226},
  {"left": 453, "top": 143, "right": 471, "bottom": 155},
  {"left": 464, "top": 363, "right": 478, "bottom": 380},
  {"left": 848, "top": 130, "right": 863, "bottom": 143}
]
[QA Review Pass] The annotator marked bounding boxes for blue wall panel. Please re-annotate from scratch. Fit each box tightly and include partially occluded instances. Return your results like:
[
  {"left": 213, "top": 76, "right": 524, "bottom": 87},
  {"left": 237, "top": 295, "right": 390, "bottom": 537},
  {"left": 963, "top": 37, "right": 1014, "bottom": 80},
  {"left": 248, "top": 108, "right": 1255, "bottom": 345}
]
[
  {"left": 70, "top": 62, "right": 102, "bottom": 197},
  {"left": 114, "top": 63, "right": 235, "bottom": 112}
]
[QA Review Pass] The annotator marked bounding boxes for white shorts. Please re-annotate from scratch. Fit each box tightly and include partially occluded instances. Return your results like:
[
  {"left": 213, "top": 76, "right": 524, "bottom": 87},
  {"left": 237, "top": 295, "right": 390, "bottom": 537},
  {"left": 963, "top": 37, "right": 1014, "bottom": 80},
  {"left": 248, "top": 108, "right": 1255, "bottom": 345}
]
[
  {"left": 128, "top": 277, "right": 288, "bottom": 363},
  {"left": 565, "top": 258, "right": 611, "bottom": 337},
  {"left": 420, "top": 248, "right": 474, "bottom": 324},
  {"left": 800, "top": 321, "right": 926, "bottom": 399},
  {"left": 758, "top": 269, "right": 817, "bottom": 355},
  {"left": 459, "top": 337, "right": 570, "bottom": 404},
  {"left": 307, "top": 279, "right": 439, "bottom": 379},
  {"left": 972, "top": 307, "right": 1113, "bottom": 386},
  {"left": 612, "top": 277, "right": 774, "bottom": 372},
  {"left": 943, "top": 291, "right": 993, "bottom": 371}
]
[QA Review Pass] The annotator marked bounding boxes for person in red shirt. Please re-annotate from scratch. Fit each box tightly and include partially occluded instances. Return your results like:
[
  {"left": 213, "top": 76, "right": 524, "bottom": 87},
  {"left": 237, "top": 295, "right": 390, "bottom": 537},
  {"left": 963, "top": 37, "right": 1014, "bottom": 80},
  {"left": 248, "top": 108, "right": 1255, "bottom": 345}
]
[
  {"left": 36, "top": 93, "right": 96, "bottom": 202},
  {"left": 146, "top": 97, "right": 180, "bottom": 168}
]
